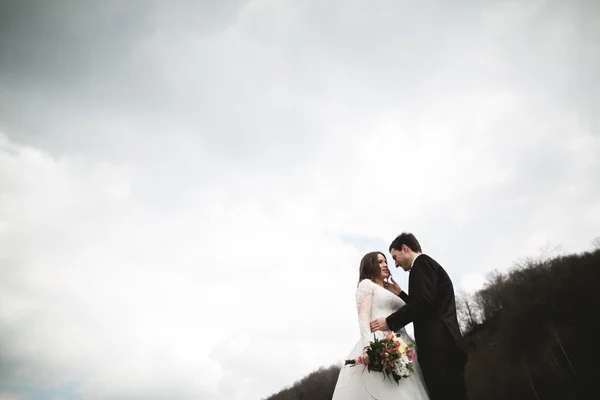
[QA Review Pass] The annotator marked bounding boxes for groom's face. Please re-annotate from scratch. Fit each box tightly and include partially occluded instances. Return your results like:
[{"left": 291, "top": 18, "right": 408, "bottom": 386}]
[{"left": 391, "top": 247, "right": 411, "bottom": 271}]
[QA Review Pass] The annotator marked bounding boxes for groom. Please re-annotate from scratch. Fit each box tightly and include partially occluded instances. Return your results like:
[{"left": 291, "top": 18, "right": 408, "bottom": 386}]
[{"left": 370, "top": 233, "right": 468, "bottom": 400}]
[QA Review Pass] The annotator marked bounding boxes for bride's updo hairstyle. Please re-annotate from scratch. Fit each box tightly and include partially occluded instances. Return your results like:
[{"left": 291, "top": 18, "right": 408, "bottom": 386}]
[{"left": 358, "top": 251, "right": 387, "bottom": 285}]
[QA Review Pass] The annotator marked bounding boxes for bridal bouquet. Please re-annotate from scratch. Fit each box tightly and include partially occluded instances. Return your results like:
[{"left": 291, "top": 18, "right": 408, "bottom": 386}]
[{"left": 345, "top": 332, "right": 417, "bottom": 384}]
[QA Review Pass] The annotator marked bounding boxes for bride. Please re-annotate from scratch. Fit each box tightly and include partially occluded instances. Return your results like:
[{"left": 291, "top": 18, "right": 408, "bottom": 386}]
[{"left": 332, "top": 251, "right": 430, "bottom": 399}]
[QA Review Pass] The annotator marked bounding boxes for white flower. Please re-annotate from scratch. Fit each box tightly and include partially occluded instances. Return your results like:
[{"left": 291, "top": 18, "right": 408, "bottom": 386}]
[{"left": 395, "top": 363, "right": 410, "bottom": 377}]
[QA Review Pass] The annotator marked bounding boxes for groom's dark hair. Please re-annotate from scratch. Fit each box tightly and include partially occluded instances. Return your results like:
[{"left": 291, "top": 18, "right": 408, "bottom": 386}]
[{"left": 389, "top": 232, "right": 422, "bottom": 253}]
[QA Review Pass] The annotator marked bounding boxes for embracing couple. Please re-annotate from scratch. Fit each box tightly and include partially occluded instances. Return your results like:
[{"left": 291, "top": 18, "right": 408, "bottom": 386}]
[{"left": 332, "top": 233, "right": 468, "bottom": 400}]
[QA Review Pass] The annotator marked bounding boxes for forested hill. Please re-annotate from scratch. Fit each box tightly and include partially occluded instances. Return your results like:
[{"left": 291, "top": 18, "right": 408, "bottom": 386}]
[{"left": 263, "top": 244, "right": 600, "bottom": 400}]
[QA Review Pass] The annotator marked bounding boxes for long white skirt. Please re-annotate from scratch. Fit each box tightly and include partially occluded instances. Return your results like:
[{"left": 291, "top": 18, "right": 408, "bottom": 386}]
[{"left": 332, "top": 331, "right": 430, "bottom": 400}]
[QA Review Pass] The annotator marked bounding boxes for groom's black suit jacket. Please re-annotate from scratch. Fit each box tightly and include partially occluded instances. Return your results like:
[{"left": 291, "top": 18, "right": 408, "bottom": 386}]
[{"left": 386, "top": 254, "right": 466, "bottom": 364}]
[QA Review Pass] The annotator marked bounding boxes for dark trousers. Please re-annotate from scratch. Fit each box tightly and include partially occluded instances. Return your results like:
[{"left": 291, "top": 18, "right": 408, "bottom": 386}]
[{"left": 418, "top": 350, "right": 468, "bottom": 400}]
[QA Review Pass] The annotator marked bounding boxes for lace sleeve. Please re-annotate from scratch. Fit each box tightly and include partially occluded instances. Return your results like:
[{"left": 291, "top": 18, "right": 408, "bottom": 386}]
[{"left": 356, "top": 279, "right": 375, "bottom": 339}]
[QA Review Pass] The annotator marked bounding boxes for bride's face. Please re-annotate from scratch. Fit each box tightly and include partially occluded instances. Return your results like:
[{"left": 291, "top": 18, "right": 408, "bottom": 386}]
[{"left": 377, "top": 253, "right": 390, "bottom": 279}]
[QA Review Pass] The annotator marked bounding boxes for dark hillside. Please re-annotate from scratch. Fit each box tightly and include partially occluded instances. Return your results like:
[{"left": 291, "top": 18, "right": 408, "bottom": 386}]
[
  {"left": 264, "top": 365, "right": 341, "bottom": 400},
  {"left": 462, "top": 247, "right": 600, "bottom": 399}
]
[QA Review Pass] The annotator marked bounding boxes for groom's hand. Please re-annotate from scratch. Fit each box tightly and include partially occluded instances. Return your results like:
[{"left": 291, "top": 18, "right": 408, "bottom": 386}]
[
  {"left": 370, "top": 318, "right": 389, "bottom": 332},
  {"left": 386, "top": 276, "right": 401, "bottom": 296}
]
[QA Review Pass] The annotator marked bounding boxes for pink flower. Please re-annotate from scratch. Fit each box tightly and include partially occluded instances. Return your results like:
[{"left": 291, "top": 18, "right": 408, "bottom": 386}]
[{"left": 407, "top": 348, "right": 417, "bottom": 361}]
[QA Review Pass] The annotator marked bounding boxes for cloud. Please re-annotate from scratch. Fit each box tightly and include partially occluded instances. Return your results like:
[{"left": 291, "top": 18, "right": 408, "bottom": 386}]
[
  {"left": 460, "top": 273, "right": 487, "bottom": 294},
  {"left": 0, "top": 134, "right": 364, "bottom": 399},
  {"left": 0, "top": 394, "right": 25, "bottom": 400},
  {"left": 1, "top": 0, "right": 599, "bottom": 399}
]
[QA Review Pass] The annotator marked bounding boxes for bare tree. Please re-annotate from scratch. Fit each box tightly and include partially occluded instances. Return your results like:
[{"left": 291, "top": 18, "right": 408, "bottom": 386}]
[{"left": 456, "top": 290, "right": 481, "bottom": 333}]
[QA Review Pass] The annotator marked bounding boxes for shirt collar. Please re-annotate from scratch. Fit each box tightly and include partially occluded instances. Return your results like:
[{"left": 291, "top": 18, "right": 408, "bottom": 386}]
[{"left": 411, "top": 253, "right": 422, "bottom": 269}]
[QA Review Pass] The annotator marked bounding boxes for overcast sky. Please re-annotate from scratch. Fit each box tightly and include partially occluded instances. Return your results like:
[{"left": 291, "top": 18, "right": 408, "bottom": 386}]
[{"left": 1, "top": 0, "right": 599, "bottom": 399}]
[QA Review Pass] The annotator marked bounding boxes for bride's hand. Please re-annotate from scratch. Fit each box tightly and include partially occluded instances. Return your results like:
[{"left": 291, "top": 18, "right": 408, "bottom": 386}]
[{"left": 386, "top": 276, "right": 402, "bottom": 296}]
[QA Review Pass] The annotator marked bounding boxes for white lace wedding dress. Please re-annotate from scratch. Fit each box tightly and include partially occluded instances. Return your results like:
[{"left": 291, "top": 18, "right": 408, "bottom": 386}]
[{"left": 332, "top": 279, "right": 430, "bottom": 399}]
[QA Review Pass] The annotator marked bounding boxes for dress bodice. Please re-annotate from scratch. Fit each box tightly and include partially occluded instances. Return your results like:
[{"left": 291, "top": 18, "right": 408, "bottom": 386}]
[{"left": 355, "top": 279, "right": 414, "bottom": 345}]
